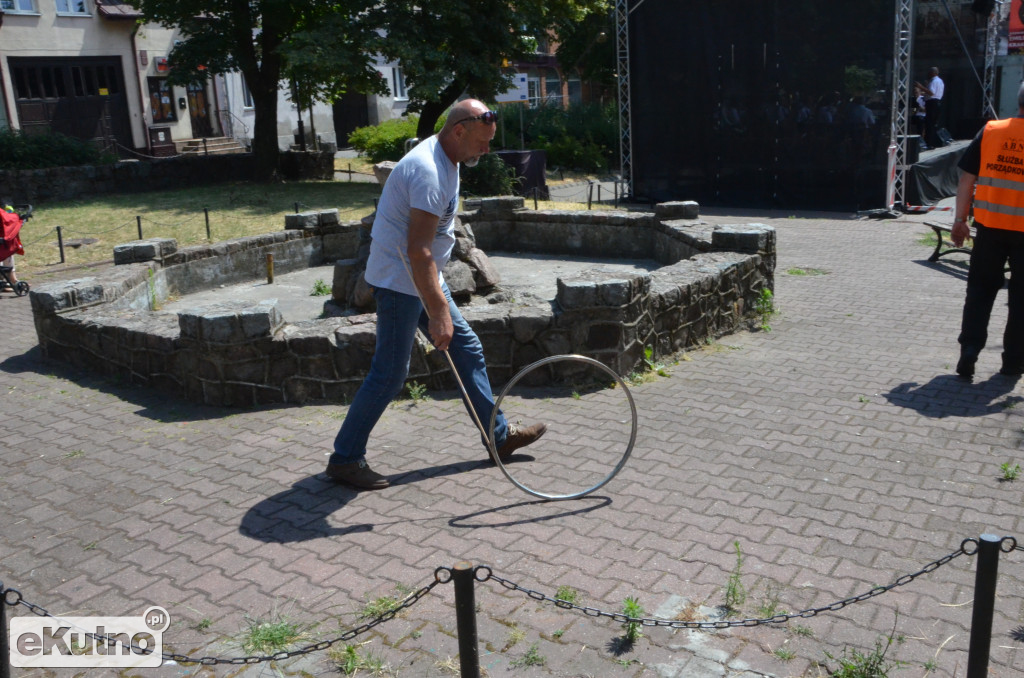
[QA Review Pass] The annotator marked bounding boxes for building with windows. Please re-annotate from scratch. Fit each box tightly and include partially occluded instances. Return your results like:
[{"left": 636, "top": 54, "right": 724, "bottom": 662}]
[{"left": 0, "top": 0, "right": 409, "bottom": 156}]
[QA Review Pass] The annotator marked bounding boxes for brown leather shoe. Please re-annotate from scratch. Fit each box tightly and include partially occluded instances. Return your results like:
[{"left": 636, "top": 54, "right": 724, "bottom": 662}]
[
  {"left": 494, "top": 422, "right": 547, "bottom": 461},
  {"left": 325, "top": 459, "right": 390, "bottom": 490}
]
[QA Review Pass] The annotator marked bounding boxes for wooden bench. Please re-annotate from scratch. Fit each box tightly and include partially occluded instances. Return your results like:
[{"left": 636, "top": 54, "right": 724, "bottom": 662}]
[{"left": 925, "top": 221, "right": 973, "bottom": 262}]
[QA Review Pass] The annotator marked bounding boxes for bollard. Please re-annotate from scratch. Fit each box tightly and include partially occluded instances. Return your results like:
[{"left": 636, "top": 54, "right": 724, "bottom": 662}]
[
  {"left": 1, "top": 579, "right": 9, "bottom": 678},
  {"left": 597, "top": 184, "right": 602, "bottom": 204},
  {"left": 204, "top": 208, "right": 211, "bottom": 241},
  {"left": 56, "top": 225, "right": 65, "bottom": 264},
  {"left": 202, "top": 138, "right": 208, "bottom": 155},
  {"left": 966, "top": 534, "right": 1003, "bottom": 678},
  {"left": 266, "top": 253, "right": 274, "bottom": 284},
  {"left": 136, "top": 215, "right": 143, "bottom": 240},
  {"left": 614, "top": 180, "right": 619, "bottom": 208},
  {"left": 348, "top": 163, "right": 352, "bottom": 182},
  {"left": 452, "top": 562, "right": 480, "bottom": 678},
  {"left": 587, "top": 182, "right": 593, "bottom": 210},
  {"left": 295, "top": 202, "right": 300, "bottom": 214},
  {"left": 533, "top": 187, "right": 538, "bottom": 210}
]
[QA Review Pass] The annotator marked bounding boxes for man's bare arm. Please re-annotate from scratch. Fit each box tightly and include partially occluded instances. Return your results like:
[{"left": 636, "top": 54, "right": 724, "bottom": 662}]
[{"left": 407, "top": 207, "right": 453, "bottom": 350}]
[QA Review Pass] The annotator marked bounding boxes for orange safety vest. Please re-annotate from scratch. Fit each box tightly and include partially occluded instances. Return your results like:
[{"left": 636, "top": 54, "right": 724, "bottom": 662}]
[{"left": 974, "top": 118, "right": 1024, "bottom": 232}]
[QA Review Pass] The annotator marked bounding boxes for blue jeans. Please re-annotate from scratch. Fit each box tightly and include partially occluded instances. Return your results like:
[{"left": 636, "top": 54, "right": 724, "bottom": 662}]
[{"left": 330, "top": 284, "right": 508, "bottom": 465}]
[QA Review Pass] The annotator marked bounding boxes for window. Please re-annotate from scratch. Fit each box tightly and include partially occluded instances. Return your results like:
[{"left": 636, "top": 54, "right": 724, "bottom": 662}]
[
  {"left": 0, "top": 0, "right": 37, "bottom": 12},
  {"left": 391, "top": 67, "right": 407, "bottom": 100},
  {"left": 55, "top": 0, "right": 88, "bottom": 14},
  {"left": 240, "top": 74, "right": 253, "bottom": 108},
  {"left": 148, "top": 77, "right": 176, "bottom": 122},
  {"left": 544, "top": 69, "right": 561, "bottom": 105}
]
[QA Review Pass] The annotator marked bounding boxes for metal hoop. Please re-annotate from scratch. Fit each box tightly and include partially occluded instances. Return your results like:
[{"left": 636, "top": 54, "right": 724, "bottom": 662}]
[{"left": 487, "top": 354, "right": 638, "bottom": 501}]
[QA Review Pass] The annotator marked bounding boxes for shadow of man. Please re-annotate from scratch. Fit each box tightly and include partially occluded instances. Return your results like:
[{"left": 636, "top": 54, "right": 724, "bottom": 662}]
[{"left": 884, "top": 374, "right": 1023, "bottom": 419}]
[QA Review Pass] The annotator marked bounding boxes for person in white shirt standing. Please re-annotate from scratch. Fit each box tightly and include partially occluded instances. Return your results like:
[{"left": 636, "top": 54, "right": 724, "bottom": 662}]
[{"left": 916, "top": 66, "right": 945, "bottom": 148}]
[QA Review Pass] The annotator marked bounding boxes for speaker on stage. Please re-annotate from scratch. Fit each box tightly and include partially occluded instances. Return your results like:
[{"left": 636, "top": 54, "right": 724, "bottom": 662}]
[{"left": 972, "top": 0, "right": 995, "bottom": 14}]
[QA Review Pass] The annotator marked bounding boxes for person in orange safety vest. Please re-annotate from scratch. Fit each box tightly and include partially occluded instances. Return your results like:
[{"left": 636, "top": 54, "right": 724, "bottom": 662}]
[{"left": 952, "top": 82, "right": 1024, "bottom": 379}]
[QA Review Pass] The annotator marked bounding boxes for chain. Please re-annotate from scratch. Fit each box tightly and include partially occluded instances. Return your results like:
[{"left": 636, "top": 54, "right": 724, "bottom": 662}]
[
  {"left": 478, "top": 543, "right": 970, "bottom": 630},
  {"left": 1, "top": 568, "right": 449, "bottom": 666}
]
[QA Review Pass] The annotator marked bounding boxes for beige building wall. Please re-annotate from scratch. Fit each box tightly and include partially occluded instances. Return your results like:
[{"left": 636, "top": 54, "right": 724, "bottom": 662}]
[{"left": 0, "top": 1, "right": 144, "bottom": 146}]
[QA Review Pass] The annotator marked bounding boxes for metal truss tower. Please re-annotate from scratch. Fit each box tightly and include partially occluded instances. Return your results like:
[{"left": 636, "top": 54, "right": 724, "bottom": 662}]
[
  {"left": 982, "top": 3, "right": 1000, "bottom": 119},
  {"left": 889, "top": 0, "right": 915, "bottom": 210},
  {"left": 616, "top": 0, "right": 632, "bottom": 198}
]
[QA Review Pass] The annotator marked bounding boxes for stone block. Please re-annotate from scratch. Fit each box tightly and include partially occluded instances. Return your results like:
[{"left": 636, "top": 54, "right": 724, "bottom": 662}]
[
  {"left": 711, "top": 224, "right": 774, "bottom": 253},
  {"left": 654, "top": 201, "right": 700, "bottom": 220},
  {"left": 332, "top": 258, "right": 360, "bottom": 302},
  {"left": 113, "top": 238, "right": 178, "bottom": 265},
  {"left": 556, "top": 278, "right": 598, "bottom": 309},
  {"left": 443, "top": 259, "right": 476, "bottom": 297},
  {"left": 284, "top": 211, "right": 320, "bottom": 230},
  {"left": 319, "top": 209, "right": 340, "bottom": 226},
  {"left": 373, "top": 161, "right": 397, "bottom": 186},
  {"left": 467, "top": 248, "right": 501, "bottom": 288},
  {"left": 510, "top": 306, "right": 553, "bottom": 343}
]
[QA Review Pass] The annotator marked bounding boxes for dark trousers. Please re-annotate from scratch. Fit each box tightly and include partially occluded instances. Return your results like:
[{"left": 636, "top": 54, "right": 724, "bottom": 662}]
[
  {"left": 924, "top": 98, "right": 941, "bottom": 147},
  {"left": 958, "top": 224, "right": 1024, "bottom": 368}
]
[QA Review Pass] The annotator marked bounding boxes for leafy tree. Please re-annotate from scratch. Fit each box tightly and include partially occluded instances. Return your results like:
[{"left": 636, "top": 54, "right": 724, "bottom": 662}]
[
  {"left": 129, "top": 0, "right": 384, "bottom": 179},
  {"left": 553, "top": 7, "right": 615, "bottom": 90},
  {"left": 379, "top": 0, "right": 609, "bottom": 140}
]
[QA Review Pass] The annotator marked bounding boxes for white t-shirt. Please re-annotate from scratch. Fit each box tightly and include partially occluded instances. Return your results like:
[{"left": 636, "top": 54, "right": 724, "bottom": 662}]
[
  {"left": 927, "top": 76, "right": 944, "bottom": 101},
  {"left": 364, "top": 136, "right": 460, "bottom": 297}
]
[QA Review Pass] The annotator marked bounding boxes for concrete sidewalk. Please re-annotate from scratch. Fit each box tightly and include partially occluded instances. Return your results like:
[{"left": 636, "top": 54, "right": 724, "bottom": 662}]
[{"left": 2, "top": 207, "right": 1023, "bottom": 677}]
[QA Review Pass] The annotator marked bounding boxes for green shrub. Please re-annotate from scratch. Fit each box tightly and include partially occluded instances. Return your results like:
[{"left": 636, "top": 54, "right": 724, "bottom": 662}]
[
  {"left": 0, "top": 128, "right": 116, "bottom": 170},
  {"left": 460, "top": 153, "right": 516, "bottom": 197},
  {"left": 494, "top": 101, "right": 618, "bottom": 172},
  {"left": 347, "top": 117, "right": 421, "bottom": 163}
]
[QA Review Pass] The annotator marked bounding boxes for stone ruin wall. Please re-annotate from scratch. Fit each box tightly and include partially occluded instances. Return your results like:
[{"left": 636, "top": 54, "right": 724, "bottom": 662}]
[{"left": 30, "top": 197, "right": 776, "bottom": 407}]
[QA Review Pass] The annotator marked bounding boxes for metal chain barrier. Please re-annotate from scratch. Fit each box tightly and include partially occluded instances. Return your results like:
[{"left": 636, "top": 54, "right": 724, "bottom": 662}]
[
  {"left": 479, "top": 540, "right": 974, "bottom": 630},
  {"left": 0, "top": 568, "right": 450, "bottom": 666}
]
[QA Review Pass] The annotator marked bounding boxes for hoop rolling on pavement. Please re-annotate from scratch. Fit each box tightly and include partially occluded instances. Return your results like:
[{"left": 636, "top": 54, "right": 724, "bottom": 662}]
[{"left": 487, "top": 354, "right": 638, "bottom": 501}]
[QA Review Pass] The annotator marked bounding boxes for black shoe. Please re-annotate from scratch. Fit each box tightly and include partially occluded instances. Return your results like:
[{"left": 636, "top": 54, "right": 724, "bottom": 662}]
[
  {"left": 493, "top": 422, "right": 547, "bottom": 461},
  {"left": 325, "top": 459, "right": 390, "bottom": 490},
  {"left": 999, "top": 363, "right": 1024, "bottom": 377},
  {"left": 956, "top": 355, "right": 976, "bottom": 380}
]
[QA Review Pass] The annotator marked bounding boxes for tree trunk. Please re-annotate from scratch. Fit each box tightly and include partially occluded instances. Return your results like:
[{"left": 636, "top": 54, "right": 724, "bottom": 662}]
[
  {"left": 415, "top": 79, "right": 467, "bottom": 140},
  {"left": 246, "top": 56, "right": 282, "bottom": 181}
]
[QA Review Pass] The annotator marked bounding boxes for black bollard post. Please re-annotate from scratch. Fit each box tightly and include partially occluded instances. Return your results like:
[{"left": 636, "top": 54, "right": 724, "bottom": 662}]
[
  {"left": 614, "top": 180, "right": 619, "bottom": 208},
  {"left": 966, "top": 534, "right": 1003, "bottom": 678},
  {"left": 587, "top": 182, "right": 593, "bottom": 210},
  {"left": 348, "top": 163, "right": 352, "bottom": 183},
  {"left": 204, "top": 208, "right": 211, "bottom": 241},
  {"left": 56, "top": 226, "right": 65, "bottom": 264},
  {"left": 597, "top": 184, "right": 602, "bottom": 204},
  {"left": 452, "top": 562, "right": 480, "bottom": 678},
  {"left": 1, "top": 580, "right": 9, "bottom": 678},
  {"left": 295, "top": 202, "right": 300, "bottom": 214},
  {"left": 136, "top": 215, "right": 143, "bottom": 240},
  {"left": 533, "top": 187, "right": 538, "bottom": 210}
]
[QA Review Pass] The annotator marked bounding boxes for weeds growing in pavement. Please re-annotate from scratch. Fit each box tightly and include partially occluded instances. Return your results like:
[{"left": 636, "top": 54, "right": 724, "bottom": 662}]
[
  {"left": 823, "top": 614, "right": 906, "bottom": 678},
  {"left": 310, "top": 278, "right": 331, "bottom": 296},
  {"left": 622, "top": 596, "right": 644, "bottom": 642},
  {"left": 757, "top": 583, "right": 783, "bottom": 618},
  {"left": 405, "top": 380, "right": 429, "bottom": 403},
  {"left": 555, "top": 585, "right": 580, "bottom": 605},
  {"left": 754, "top": 288, "right": 777, "bottom": 331},
  {"left": 723, "top": 541, "right": 747, "bottom": 615},
  {"left": 1001, "top": 462, "right": 1021, "bottom": 481},
  {"left": 329, "top": 642, "right": 393, "bottom": 677},
  {"left": 510, "top": 643, "right": 545, "bottom": 668},
  {"left": 359, "top": 594, "right": 401, "bottom": 619},
  {"left": 774, "top": 646, "right": 796, "bottom": 661},
  {"left": 240, "top": 615, "right": 308, "bottom": 654},
  {"left": 195, "top": 618, "right": 212, "bottom": 631}
]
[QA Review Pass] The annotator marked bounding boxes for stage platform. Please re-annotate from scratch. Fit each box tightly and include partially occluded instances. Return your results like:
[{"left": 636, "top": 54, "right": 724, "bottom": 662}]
[{"left": 905, "top": 139, "right": 969, "bottom": 207}]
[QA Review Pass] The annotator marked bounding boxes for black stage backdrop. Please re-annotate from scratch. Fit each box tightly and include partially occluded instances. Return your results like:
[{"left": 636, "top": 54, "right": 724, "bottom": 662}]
[{"left": 629, "top": 0, "right": 895, "bottom": 210}]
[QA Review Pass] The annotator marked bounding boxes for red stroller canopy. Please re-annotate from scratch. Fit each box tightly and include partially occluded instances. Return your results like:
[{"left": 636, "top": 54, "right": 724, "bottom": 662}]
[{"left": 0, "top": 209, "right": 25, "bottom": 261}]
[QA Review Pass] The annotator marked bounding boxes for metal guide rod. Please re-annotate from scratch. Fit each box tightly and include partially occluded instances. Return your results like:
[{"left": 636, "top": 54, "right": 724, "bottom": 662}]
[
  {"left": 396, "top": 247, "right": 491, "bottom": 443},
  {"left": 1, "top": 580, "right": 9, "bottom": 678}
]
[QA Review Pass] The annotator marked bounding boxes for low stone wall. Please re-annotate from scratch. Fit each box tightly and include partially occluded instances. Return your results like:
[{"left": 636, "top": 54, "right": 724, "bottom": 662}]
[
  {"left": 0, "top": 151, "right": 334, "bottom": 204},
  {"left": 30, "top": 197, "right": 775, "bottom": 406}
]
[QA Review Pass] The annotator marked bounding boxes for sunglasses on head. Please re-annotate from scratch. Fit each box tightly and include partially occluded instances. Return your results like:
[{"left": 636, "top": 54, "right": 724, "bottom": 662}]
[{"left": 453, "top": 110, "right": 498, "bottom": 126}]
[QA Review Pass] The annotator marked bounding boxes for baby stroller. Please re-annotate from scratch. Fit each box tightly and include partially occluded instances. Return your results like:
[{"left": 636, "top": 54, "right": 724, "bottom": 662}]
[{"left": 0, "top": 204, "right": 31, "bottom": 297}]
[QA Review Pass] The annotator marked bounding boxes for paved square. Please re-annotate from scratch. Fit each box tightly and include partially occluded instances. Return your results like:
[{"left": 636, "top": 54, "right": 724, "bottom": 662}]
[{"left": 2, "top": 209, "right": 1023, "bottom": 677}]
